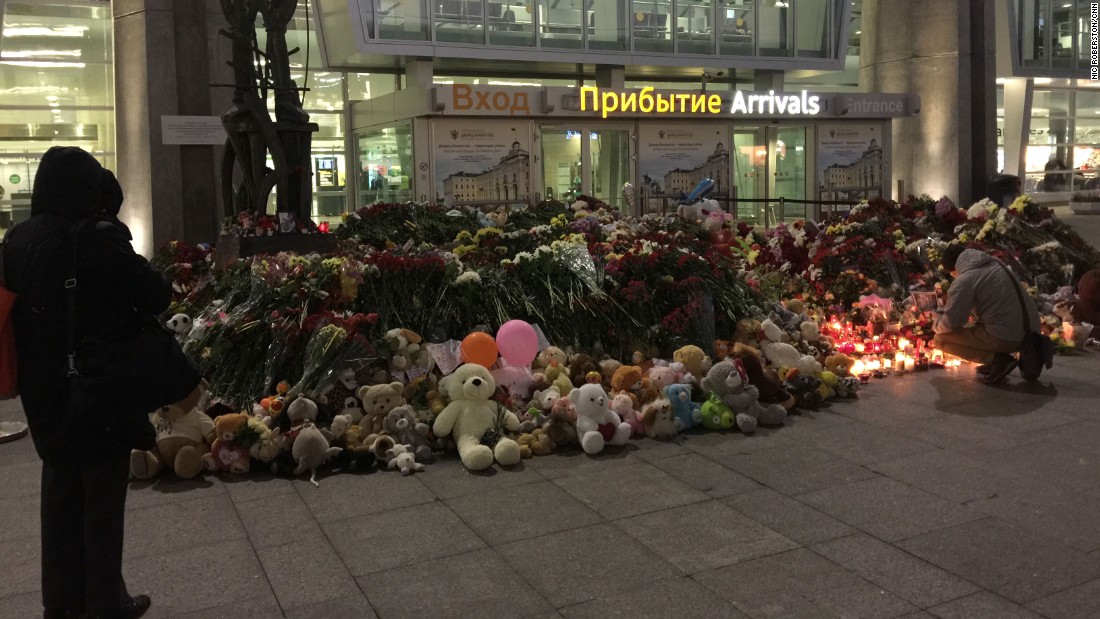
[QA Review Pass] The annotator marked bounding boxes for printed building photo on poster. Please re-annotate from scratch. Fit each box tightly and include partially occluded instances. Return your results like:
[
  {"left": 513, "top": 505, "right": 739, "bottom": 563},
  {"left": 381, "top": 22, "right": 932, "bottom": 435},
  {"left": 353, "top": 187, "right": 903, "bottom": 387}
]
[
  {"left": 637, "top": 124, "right": 730, "bottom": 201},
  {"left": 433, "top": 120, "right": 531, "bottom": 206},
  {"left": 817, "top": 123, "right": 884, "bottom": 201}
]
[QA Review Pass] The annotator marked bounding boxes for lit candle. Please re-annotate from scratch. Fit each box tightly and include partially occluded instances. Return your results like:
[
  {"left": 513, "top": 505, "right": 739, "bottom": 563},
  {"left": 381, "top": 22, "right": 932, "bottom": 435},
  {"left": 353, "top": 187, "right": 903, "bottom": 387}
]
[
  {"left": 904, "top": 357, "right": 915, "bottom": 372},
  {"left": 850, "top": 360, "right": 865, "bottom": 376},
  {"left": 868, "top": 359, "right": 881, "bottom": 371},
  {"left": 883, "top": 357, "right": 893, "bottom": 370},
  {"left": 855, "top": 343, "right": 866, "bottom": 353}
]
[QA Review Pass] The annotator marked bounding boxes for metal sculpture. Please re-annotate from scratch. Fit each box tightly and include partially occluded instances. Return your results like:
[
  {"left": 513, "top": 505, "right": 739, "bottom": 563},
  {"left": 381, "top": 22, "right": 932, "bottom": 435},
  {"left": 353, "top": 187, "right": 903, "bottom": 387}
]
[{"left": 218, "top": 0, "right": 318, "bottom": 229}]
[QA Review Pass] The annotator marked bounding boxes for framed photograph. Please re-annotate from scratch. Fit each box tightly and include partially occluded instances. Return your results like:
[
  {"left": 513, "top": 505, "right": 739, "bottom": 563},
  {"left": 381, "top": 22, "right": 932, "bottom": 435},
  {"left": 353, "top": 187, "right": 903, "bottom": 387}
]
[{"left": 911, "top": 291, "right": 938, "bottom": 313}]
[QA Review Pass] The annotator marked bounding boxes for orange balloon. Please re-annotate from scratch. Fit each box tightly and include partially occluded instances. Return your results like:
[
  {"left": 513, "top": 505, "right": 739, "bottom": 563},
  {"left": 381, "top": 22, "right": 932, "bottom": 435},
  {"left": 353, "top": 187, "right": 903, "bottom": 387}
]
[{"left": 461, "top": 332, "right": 499, "bottom": 368}]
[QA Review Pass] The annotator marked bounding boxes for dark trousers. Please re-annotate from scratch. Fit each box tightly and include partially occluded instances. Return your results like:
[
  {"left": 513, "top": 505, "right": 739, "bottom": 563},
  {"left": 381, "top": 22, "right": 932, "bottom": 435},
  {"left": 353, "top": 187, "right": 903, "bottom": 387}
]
[{"left": 40, "top": 454, "right": 131, "bottom": 616}]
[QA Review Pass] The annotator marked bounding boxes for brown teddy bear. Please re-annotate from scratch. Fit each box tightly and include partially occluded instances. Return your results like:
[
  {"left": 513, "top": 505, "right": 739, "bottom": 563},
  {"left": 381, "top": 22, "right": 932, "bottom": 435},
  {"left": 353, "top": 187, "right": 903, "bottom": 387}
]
[
  {"left": 202, "top": 412, "right": 252, "bottom": 474},
  {"left": 357, "top": 382, "right": 406, "bottom": 437},
  {"left": 610, "top": 365, "right": 651, "bottom": 408},
  {"left": 731, "top": 342, "right": 796, "bottom": 410},
  {"left": 733, "top": 318, "right": 762, "bottom": 348},
  {"left": 568, "top": 353, "right": 599, "bottom": 388},
  {"left": 673, "top": 345, "right": 712, "bottom": 381},
  {"left": 130, "top": 384, "right": 212, "bottom": 480},
  {"left": 516, "top": 428, "right": 554, "bottom": 458},
  {"left": 824, "top": 353, "right": 856, "bottom": 376}
]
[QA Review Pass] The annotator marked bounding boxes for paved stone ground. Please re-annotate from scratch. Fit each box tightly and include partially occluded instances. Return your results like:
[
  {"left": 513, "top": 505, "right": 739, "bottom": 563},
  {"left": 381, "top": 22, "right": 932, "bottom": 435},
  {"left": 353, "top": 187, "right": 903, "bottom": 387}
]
[{"left": 1, "top": 354, "right": 1099, "bottom": 619}]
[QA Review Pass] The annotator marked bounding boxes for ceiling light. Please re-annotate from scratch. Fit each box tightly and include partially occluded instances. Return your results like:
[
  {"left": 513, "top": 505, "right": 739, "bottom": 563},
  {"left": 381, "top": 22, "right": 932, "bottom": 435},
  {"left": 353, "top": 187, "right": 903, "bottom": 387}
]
[
  {"left": 1, "top": 50, "right": 82, "bottom": 58},
  {"left": 2, "top": 26, "right": 88, "bottom": 38},
  {"left": 0, "top": 61, "right": 86, "bottom": 68}
]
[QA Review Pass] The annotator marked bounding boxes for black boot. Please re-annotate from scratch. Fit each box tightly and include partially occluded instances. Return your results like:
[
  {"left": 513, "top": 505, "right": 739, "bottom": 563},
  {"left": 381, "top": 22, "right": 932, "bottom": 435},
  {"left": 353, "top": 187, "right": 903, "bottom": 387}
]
[{"left": 983, "top": 353, "right": 1018, "bottom": 384}]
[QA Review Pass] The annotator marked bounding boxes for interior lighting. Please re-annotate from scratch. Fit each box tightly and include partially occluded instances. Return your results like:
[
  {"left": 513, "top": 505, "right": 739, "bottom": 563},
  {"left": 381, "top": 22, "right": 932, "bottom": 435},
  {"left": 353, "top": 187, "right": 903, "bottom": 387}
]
[
  {"left": 0, "top": 61, "right": 86, "bottom": 68},
  {"left": 1, "top": 50, "right": 81, "bottom": 58},
  {"left": 2, "top": 26, "right": 88, "bottom": 38}
]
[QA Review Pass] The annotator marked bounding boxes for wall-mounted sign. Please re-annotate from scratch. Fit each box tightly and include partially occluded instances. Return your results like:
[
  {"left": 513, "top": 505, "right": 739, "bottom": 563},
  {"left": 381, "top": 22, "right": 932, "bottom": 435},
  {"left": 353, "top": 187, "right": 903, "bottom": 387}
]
[
  {"left": 817, "top": 123, "right": 885, "bottom": 201},
  {"left": 432, "top": 86, "right": 916, "bottom": 120},
  {"left": 433, "top": 119, "right": 530, "bottom": 206},
  {"left": 315, "top": 156, "right": 339, "bottom": 188},
  {"left": 161, "top": 116, "right": 226, "bottom": 145}
]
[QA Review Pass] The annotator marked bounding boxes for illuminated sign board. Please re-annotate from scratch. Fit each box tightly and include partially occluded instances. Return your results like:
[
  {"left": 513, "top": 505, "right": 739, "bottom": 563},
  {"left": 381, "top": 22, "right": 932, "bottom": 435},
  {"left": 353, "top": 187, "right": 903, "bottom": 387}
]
[
  {"left": 434, "top": 86, "right": 916, "bottom": 119},
  {"left": 579, "top": 86, "right": 821, "bottom": 118}
]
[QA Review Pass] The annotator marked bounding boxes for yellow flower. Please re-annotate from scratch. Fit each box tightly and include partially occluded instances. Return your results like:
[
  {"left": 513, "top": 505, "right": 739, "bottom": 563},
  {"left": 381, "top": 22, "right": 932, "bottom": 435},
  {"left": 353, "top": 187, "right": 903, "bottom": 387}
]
[{"left": 958, "top": 233, "right": 969, "bottom": 242}]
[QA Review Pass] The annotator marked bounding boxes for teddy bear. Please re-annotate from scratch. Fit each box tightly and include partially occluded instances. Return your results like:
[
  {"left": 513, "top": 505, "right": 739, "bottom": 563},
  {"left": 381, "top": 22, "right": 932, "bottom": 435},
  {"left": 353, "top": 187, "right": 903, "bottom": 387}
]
[
  {"left": 292, "top": 419, "right": 342, "bottom": 486},
  {"left": 833, "top": 375, "right": 861, "bottom": 399},
  {"left": 677, "top": 200, "right": 706, "bottom": 223},
  {"left": 383, "top": 443, "right": 426, "bottom": 476},
  {"left": 598, "top": 357, "right": 623, "bottom": 390},
  {"left": 543, "top": 397, "right": 579, "bottom": 449},
  {"left": 526, "top": 386, "right": 560, "bottom": 428},
  {"left": 535, "top": 346, "right": 568, "bottom": 371},
  {"left": 713, "top": 339, "right": 733, "bottom": 361},
  {"left": 800, "top": 321, "right": 822, "bottom": 346},
  {"left": 318, "top": 368, "right": 362, "bottom": 423},
  {"left": 203, "top": 412, "right": 252, "bottom": 474},
  {"left": 130, "top": 384, "right": 213, "bottom": 480},
  {"left": 672, "top": 345, "right": 713, "bottom": 382},
  {"left": 432, "top": 364, "right": 522, "bottom": 471},
  {"left": 542, "top": 358, "right": 575, "bottom": 396},
  {"left": 663, "top": 383, "right": 702, "bottom": 431},
  {"left": 571, "top": 383, "right": 632, "bottom": 455},
  {"left": 568, "top": 353, "right": 600, "bottom": 388},
  {"left": 703, "top": 360, "right": 788, "bottom": 433},
  {"left": 357, "top": 382, "right": 406, "bottom": 437},
  {"left": 610, "top": 365, "right": 648, "bottom": 408},
  {"left": 516, "top": 428, "right": 554, "bottom": 458},
  {"left": 824, "top": 353, "right": 855, "bottom": 377},
  {"left": 733, "top": 318, "right": 762, "bottom": 348},
  {"left": 731, "top": 343, "right": 796, "bottom": 410},
  {"left": 382, "top": 404, "right": 433, "bottom": 463},
  {"left": 610, "top": 393, "right": 644, "bottom": 437},
  {"left": 646, "top": 365, "right": 680, "bottom": 394},
  {"left": 783, "top": 370, "right": 825, "bottom": 411},
  {"left": 642, "top": 398, "right": 678, "bottom": 439},
  {"left": 384, "top": 328, "right": 431, "bottom": 376}
]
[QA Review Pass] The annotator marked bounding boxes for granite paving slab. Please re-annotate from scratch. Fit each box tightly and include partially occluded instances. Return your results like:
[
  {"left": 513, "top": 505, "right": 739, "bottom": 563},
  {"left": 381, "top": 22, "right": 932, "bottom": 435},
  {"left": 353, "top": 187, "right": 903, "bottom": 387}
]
[
  {"left": 322, "top": 501, "right": 485, "bottom": 576},
  {"left": 0, "top": 460, "right": 39, "bottom": 499},
  {"left": 124, "top": 475, "right": 229, "bottom": 512},
  {"left": 797, "top": 476, "right": 984, "bottom": 542},
  {"left": 359, "top": 548, "right": 553, "bottom": 618},
  {"left": 974, "top": 439, "right": 1100, "bottom": 493},
  {"left": 694, "top": 547, "right": 918, "bottom": 618},
  {"left": 234, "top": 491, "right": 319, "bottom": 549},
  {"left": 927, "top": 591, "right": 1045, "bottom": 618},
  {"left": 0, "top": 493, "right": 37, "bottom": 544},
  {"left": 444, "top": 480, "right": 603, "bottom": 546},
  {"left": 810, "top": 533, "right": 980, "bottom": 608},
  {"left": 522, "top": 446, "right": 640, "bottom": 480},
  {"left": 496, "top": 523, "right": 682, "bottom": 608},
  {"left": 723, "top": 488, "right": 856, "bottom": 546},
  {"left": 625, "top": 435, "right": 692, "bottom": 461},
  {"left": 716, "top": 441, "right": 880, "bottom": 495},
  {"left": 899, "top": 518, "right": 1100, "bottom": 604},
  {"left": 1027, "top": 578, "right": 1100, "bottom": 619},
  {"left": 682, "top": 430, "right": 797, "bottom": 462},
  {"left": 0, "top": 535, "right": 39, "bottom": 600},
  {"left": 255, "top": 536, "right": 365, "bottom": 610},
  {"left": 966, "top": 483, "right": 1100, "bottom": 553},
  {"left": 222, "top": 472, "right": 298, "bottom": 504},
  {"left": 552, "top": 461, "right": 709, "bottom": 520},
  {"left": 166, "top": 594, "right": 286, "bottom": 619},
  {"left": 0, "top": 590, "right": 44, "bottom": 619},
  {"left": 123, "top": 539, "right": 273, "bottom": 617},
  {"left": 123, "top": 493, "right": 246, "bottom": 559},
  {"left": 787, "top": 421, "right": 939, "bottom": 465},
  {"left": 295, "top": 469, "right": 435, "bottom": 523},
  {"left": 282, "top": 594, "right": 378, "bottom": 619},
  {"left": 414, "top": 454, "right": 544, "bottom": 499},
  {"left": 616, "top": 501, "right": 798, "bottom": 574},
  {"left": 558, "top": 576, "right": 748, "bottom": 618},
  {"left": 648, "top": 452, "right": 762, "bottom": 498},
  {"left": 868, "top": 449, "right": 1024, "bottom": 505},
  {"left": 1029, "top": 419, "right": 1100, "bottom": 456}
]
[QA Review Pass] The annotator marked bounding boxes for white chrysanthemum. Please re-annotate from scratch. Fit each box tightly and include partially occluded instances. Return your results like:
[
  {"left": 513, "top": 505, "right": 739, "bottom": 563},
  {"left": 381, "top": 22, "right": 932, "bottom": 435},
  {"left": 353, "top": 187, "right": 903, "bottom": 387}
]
[
  {"left": 455, "top": 270, "right": 481, "bottom": 285},
  {"left": 1029, "top": 241, "right": 1061, "bottom": 252},
  {"left": 513, "top": 251, "right": 534, "bottom": 263}
]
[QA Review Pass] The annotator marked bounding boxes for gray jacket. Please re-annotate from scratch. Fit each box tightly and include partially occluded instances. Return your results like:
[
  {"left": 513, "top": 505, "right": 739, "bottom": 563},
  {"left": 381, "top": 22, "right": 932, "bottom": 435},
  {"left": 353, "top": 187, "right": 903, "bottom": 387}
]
[{"left": 933, "top": 249, "right": 1040, "bottom": 342}]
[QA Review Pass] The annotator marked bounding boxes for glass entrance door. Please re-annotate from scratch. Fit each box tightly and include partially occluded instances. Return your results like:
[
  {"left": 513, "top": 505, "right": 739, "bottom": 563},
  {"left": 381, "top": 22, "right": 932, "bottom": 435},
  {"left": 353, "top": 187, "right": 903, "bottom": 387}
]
[
  {"left": 732, "top": 127, "right": 766, "bottom": 224},
  {"left": 591, "top": 128, "right": 632, "bottom": 212},
  {"left": 541, "top": 128, "right": 584, "bottom": 203},
  {"left": 541, "top": 125, "right": 635, "bottom": 212},
  {"left": 766, "top": 125, "right": 809, "bottom": 224}
]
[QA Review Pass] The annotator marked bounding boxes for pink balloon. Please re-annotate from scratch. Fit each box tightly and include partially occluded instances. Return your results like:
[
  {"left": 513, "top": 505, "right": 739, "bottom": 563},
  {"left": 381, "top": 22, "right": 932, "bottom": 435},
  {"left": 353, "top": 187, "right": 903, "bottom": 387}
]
[{"left": 496, "top": 320, "right": 539, "bottom": 366}]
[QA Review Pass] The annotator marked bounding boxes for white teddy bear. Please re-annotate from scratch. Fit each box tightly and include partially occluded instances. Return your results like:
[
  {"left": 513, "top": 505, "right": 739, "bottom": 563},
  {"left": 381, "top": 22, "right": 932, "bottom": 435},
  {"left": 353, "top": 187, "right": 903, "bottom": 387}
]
[
  {"left": 570, "top": 383, "right": 632, "bottom": 455},
  {"left": 432, "top": 364, "right": 522, "bottom": 471}
]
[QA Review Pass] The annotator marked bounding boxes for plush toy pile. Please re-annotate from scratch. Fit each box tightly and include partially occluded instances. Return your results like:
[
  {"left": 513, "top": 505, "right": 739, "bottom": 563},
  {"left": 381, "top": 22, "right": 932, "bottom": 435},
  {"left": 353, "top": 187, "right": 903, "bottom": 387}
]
[{"left": 143, "top": 192, "right": 1100, "bottom": 482}]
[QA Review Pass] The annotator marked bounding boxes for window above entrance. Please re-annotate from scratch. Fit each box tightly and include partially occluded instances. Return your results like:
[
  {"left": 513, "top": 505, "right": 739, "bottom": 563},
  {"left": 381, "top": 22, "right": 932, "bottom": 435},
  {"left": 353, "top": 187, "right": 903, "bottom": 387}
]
[{"left": 314, "top": 0, "right": 849, "bottom": 74}]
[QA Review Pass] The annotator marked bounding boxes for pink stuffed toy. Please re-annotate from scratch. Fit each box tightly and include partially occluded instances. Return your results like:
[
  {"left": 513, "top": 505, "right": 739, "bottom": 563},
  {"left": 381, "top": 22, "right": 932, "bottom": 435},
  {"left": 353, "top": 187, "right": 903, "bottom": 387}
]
[{"left": 610, "top": 394, "right": 644, "bottom": 437}]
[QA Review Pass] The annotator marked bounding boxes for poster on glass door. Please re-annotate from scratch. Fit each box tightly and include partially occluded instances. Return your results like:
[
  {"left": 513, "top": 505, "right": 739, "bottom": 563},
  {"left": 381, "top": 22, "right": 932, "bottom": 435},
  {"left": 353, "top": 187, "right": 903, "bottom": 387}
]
[
  {"left": 816, "top": 123, "right": 884, "bottom": 201},
  {"left": 637, "top": 125, "right": 730, "bottom": 199},
  {"left": 433, "top": 119, "right": 530, "bottom": 207}
]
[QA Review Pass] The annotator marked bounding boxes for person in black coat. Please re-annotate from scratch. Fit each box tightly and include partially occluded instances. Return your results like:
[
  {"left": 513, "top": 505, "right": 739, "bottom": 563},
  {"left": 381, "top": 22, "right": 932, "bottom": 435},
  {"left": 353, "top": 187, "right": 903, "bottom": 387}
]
[{"left": 3, "top": 147, "right": 166, "bottom": 619}]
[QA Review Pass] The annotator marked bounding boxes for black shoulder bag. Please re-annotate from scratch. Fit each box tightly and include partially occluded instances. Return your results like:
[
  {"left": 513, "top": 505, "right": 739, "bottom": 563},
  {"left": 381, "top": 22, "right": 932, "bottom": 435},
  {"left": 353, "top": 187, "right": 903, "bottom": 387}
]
[
  {"left": 65, "top": 218, "right": 200, "bottom": 448},
  {"left": 993, "top": 260, "right": 1054, "bottom": 382}
]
